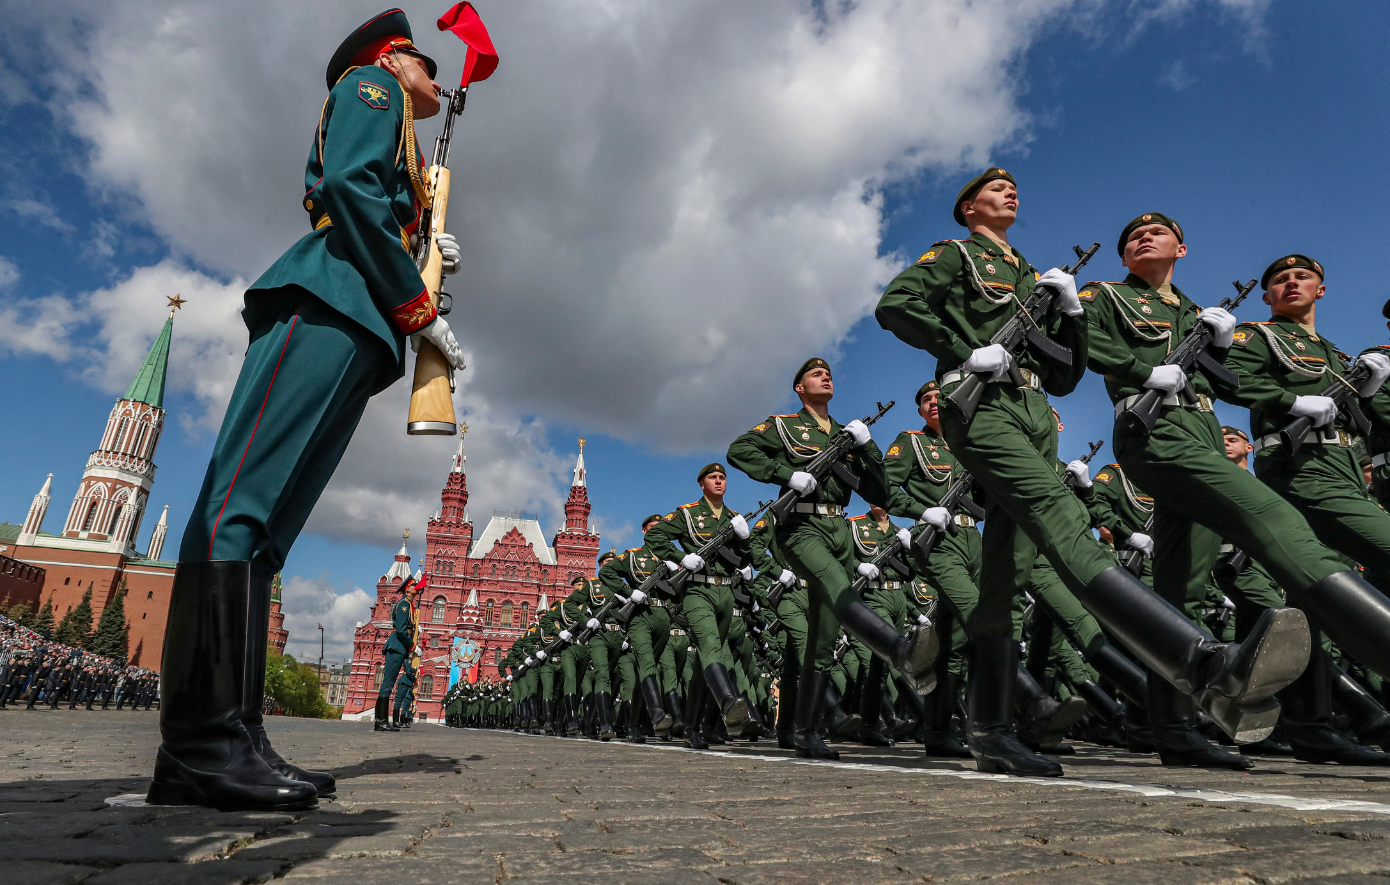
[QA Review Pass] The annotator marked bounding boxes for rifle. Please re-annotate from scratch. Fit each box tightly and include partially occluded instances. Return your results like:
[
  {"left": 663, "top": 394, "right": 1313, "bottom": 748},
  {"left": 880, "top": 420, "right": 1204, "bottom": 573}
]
[
  {"left": 406, "top": 88, "right": 468, "bottom": 436},
  {"left": 582, "top": 500, "right": 772, "bottom": 643},
  {"left": 847, "top": 525, "right": 917, "bottom": 598},
  {"left": 1116, "top": 514, "right": 1153, "bottom": 577},
  {"left": 1275, "top": 361, "right": 1374, "bottom": 456},
  {"left": 946, "top": 242, "right": 1100, "bottom": 423},
  {"left": 767, "top": 402, "right": 895, "bottom": 522},
  {"left": 909, "top": 470, "right": 986, "bottom": 561},
  {"left": 1120, "top": 278, "right": 1256, "bottom": 436}
]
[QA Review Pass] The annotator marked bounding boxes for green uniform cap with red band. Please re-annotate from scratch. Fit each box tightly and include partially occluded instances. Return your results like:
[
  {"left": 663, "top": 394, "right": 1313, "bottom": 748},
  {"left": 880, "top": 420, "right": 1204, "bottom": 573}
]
[
  {"left": 1117, "top": 212, "right": 1183, "bottom": 257},
  {"left": 327, "top": 8, "right": 437, "bottom": 90},
  {"left": 792, "top": 357, "right": 831, "bottom": 389},
  {"left": 1261, "top": 254, "right": 1324, "bottom": 290},
  {"left": 953, "top": 168, "right": 1016, "bottom": 227}
]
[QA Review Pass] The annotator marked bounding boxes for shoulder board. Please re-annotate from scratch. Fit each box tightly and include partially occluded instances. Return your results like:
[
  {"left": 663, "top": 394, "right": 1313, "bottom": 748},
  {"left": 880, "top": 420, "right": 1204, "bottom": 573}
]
[
  {"left": 903, "top": 429, "right": 924, "bottom": 435},
  {"left": 1379, "top": 345, "right": 1390, "bottom": 351},
  {"left": 773, "top": 414, "right": 798, "bottom": 418},
  {"left": 625, "top": 547, "right": 641, "bottom": 553},
  {"left": 848, "top": 514, "right": 868, "bottom": 522},
  {"left": 680, "top": 501, "right": 701, "bottom": 510},
  {"left": 1335, "top": 349, "right": 1351, "bottom": 362}
]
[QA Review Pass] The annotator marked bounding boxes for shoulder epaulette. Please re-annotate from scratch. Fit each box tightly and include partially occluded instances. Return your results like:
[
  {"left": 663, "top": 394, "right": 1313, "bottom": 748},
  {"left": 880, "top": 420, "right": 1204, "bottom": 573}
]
[
  {"left": 903, "top": 429, "right": 924, "bottom": 435},
  {"left": 680, "top": 501, "right": 701, "bottom": 510},
  {"left": 1244, "top": 321, "right": 1278, "bottom": 326},
  {"left": 625, "top": 547, "right": 642, "bottom": 553},
  {"left": 773, "top": 414, "right": 798, "bottom": 418},
  {"left": 848, "top": 514, "right": 868, "bottom": 522}
]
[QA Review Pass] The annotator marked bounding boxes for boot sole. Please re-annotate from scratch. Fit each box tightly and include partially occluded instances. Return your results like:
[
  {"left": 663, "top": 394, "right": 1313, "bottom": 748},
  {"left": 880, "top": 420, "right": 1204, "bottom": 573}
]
[
  {"left": 972, "top": 755, "right": 1063, "bottom": 777},
  {"left": 1157, "top": 751, "right": 1254, "bottom": 770},
  {"left": 895, "top": 627, "right": 941, "bottom": 685},
  {"left": 1198, "top": 694, "right": 1281, "bottom": 744},
  {"left": 146, "top": 779, "right": 318, "bottom": 812},
  {"left": 721, "top": 697, "right": 751, "bottom": 729},
  {"left": 1038, "top": 696, "right": 1090, "bottom": 745},
  {"left": 1229, "top": 608, "right": 1312, "bottom": 706}
]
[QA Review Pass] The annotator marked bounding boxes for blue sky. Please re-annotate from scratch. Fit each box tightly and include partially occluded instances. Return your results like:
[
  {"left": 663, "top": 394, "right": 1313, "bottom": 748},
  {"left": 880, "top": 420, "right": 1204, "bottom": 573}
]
[{"left": 1, "top": 0, "right": 1381, "bottom": 659}]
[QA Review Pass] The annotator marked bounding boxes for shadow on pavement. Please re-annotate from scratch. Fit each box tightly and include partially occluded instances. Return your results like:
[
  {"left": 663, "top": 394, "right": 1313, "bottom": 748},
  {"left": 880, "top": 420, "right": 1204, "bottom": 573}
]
[{"left": 331, "top": 753, "right": 462, "bottom": 780}]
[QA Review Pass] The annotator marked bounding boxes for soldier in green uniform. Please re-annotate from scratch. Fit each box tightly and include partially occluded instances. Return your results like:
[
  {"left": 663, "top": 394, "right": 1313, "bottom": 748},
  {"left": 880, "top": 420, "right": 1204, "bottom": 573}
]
[
  {"left": 647, "top": 464, "right": 755, "bottom": 749},
  {"left": 728, "top": 358, "right": 937, "bottom": 760},
  {"left": 846, "top": 506, "right": 911, "bottom": 746},
  {"left": 394, "top": 657, "right": 418, "bottom": 728},
  {"left": 148, "top": 10, "right": 467, "bottom": 811},
  {"left": 876, "top": 176, "right": 1306, "bottom": 777},
  {"left": 1361, "top": 304, "right": 1390, "bottom": 511},
  {"left": 599, "top": 516, "right": 677, "bottom": 738},
  {"left": 746, "top": 514, "right": 804, "bottom": 748},
  {"left": 583, "top": 552, "right": 621, "bottom": 740},
  {"left": 551, "top": 577, "right": 597, "bottom": 736},
  {"left": 1089, "top": 463, "right": 1155, "bottom": 582},
  {"left": 375, "top": 580, "right": 416, "bottom": 732},
  {"left": 1222, "top": 255, "right": 1390, "bottom": 764}
]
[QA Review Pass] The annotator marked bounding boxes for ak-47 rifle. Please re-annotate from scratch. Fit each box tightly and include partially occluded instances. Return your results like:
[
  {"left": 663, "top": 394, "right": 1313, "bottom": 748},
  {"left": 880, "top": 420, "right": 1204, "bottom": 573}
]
[
  {"left": 946, "top": 242, "right": 1100, "bottom": 424},
  {"left": 1116, "top": 512, "right": 1153, "bottom": 577},
  {"left": 1120, "top": 279, "right": 1256, "bottom": 436},
  {"left": 767, "top": 402, "right": 895, "bottom": 522},
  {"left": 909, "top": 469, "right": 986, "bottom": 561},
  {"left": 847, "top": 526, "right": 917, "bottom": 598},
  {"left": 1276, "top": 360, "right": 1374, "bottom": 456}
]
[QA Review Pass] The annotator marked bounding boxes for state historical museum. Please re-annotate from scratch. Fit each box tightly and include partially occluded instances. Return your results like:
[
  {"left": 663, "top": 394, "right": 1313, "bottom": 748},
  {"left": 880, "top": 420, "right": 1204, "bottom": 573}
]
[{"left": 341, "top": 436, "right": 600, "bottom": 722}]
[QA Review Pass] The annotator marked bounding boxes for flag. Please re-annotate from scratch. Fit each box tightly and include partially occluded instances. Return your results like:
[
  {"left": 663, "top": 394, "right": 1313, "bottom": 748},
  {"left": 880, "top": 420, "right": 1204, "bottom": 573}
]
[{"left": 437, "top": 2, "right": 499, "bottom": 87}]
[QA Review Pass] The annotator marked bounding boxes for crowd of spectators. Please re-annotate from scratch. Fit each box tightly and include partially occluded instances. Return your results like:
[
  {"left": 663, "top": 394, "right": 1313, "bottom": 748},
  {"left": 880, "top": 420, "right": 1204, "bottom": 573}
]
[{"left": 0, "top": 616, "right": 158, "bottom": 711}]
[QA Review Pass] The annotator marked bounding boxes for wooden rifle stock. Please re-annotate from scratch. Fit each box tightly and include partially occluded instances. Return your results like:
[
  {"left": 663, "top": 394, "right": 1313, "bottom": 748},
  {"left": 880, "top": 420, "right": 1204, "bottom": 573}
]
[{"left": 407, "top": 164, "right": 459, "bottom": 435}]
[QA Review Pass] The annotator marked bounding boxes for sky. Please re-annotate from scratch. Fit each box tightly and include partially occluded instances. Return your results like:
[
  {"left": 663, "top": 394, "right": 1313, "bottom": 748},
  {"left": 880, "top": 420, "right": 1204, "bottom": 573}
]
[{"left": 0, "top": 0, "right": 1382, "bottom": 663}]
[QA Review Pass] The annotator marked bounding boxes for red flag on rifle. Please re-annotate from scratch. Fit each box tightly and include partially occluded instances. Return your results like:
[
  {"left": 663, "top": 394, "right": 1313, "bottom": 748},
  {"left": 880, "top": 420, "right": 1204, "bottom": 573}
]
[{"left": 437, "top": 2, "right": 498, "bottom": 87}]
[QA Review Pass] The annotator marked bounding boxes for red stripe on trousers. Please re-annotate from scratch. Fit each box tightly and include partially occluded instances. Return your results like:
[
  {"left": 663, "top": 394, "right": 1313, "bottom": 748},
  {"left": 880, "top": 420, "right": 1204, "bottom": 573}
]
[{"left": 208, "top": 314, "right": 299, "bottom": 559}]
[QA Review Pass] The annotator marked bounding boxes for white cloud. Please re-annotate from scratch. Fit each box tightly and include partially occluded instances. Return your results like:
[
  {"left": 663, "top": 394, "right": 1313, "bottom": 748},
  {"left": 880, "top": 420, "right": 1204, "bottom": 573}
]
[
  {"left": 5, "top": 198, "right": 76, "bottom": 235},
  {"left": 0, "top": 256, "right": 18, "bottom": 289},
  {"left": 278, "top": 574, "right": 374, "bottom": 663}
]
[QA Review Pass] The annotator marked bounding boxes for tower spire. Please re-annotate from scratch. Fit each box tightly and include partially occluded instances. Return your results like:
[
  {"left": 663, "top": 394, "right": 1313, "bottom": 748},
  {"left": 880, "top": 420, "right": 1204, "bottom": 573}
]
[
  {"left": 18, "top": 473, "right": 53, "bottom": 545},
  {"left": 451, "top": 424, "right": 468, "bottom": 473},
  {"left": 572, "top": 436, "right": 586, "bottom": 488},
  {"left": 146, "top": 504, "right": 169, "bottom": 560},
  {"left": 125, "top": 297, "right": 180, "bottom": 408}
]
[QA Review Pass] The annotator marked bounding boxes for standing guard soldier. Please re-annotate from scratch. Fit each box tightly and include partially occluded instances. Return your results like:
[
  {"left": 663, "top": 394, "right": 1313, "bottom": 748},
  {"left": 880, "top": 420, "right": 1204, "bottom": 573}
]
[
  {"left": 148, "top": 9, "right": 467, "bottom": 811},
  {"left": 876, "top": 176, "right": 1308, "bottom": 777},
  {"left": 376, "top": 579, "right": 416, "bottom": 732},
  {"left": 647, "top": 464, "right": 755, "bottom": 748},
  {"left": 1223, "top": 255, "right": 1390, "bottom": 765},
  {"left": 727, "top": 359, "right": 938, "bottom": 760}
]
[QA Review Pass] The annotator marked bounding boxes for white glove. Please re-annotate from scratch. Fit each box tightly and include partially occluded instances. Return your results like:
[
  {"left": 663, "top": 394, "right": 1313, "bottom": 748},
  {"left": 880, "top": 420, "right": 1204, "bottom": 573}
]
[
  {"left": 535, "top": 650, "right": 547, "bottom": 660},
  {"left": 1065, "top": 459, "right": 1092, "bottom": 488},
  {"left": 1037, "top": 267, "right": 1082, "bottom": 316},
  {"left": 1220, "top": 595, "right": 1236, "bottom": 612},
  {"left": 844, "top": 419, "right": 872, "bottom": 447},
  {"left": 920, "top": 507, "right": 951, "bottom": 530},
  {"left": 558, "top": 630, "right": 572, "bottom": 642},
  {"left": 1356, "top": 352, "right": 1390, "bottom": 397},
  {"left": 896, "top": 528, "right": 913, "bottom": 549},
  {"left": 586, "top": 618, "right": 601, "bottom": 630},
  {"left": 664, "top": 561, "right": 680, "bottom": 574},
  {"left": 629, "top": 589, "right": 647, "bottom": 605},
  {"left": 751, "top": 601, "right": 760, "bottom": 613},
  {"left": 409, "top": 316, "right": 466, "bottom": 370},
  {"left": 680, "top": 553, "right": 705, "bottom": 572},
  {"left": 856, "top": 562, "right": 880, "bottom": 580},
  {"left": 621, "top": 640, "right": 630, "bottom": 651},
  {"left": 1125, "top": 532, "right": 1155, "bottom": 557},
  {"left": 1197, "top": 307, "right": 1237, "bottom": 349},
  {"left": 730, "top": 513, "right": 750, "bottom": 539},
  {"left": 524, "top": 656, "right": 535, "bottom": 665},
  {"left": 777, "top": 569, "right": 796, "bottom": 587},
  {"left": 960, "top": 343, "right": 1014, "bottom": 381},
  {"left": 1143, "top": 364, "right": 1188, "bottom": 394},
  {"left": 435, "top": 232, "right": 461, "bottom": 275},
  {"left": 506, "top": 674, "right": 513, "bottom": 682},
  {"left": 916, "top": 613, "right": 931, "bottom": 627},
  {"left": 739, "top": 565, "right": 754, "bottom": 581},
  {"left": 788, "top": 471, "right": 817, "bottom": 496},
  {"left": 1290, "top": 394, "right": 1338, "bottom": 428}
]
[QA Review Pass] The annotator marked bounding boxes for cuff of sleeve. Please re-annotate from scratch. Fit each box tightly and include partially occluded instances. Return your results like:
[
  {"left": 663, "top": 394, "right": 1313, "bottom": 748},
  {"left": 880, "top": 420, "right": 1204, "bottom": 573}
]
[
  {"left": 391, "top": 288, "right": 437, "bottom": 335},
  {"left": 1121, "top": 360, "right": 1156, "bottom": 388},
  {"left": 950, "top": 340, "right": 976, "bottom": 364}
]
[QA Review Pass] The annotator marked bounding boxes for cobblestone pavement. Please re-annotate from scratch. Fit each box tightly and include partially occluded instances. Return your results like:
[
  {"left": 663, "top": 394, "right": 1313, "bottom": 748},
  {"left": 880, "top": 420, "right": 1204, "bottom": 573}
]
[{"left": 7, "top": 711, "right": 1390, "bottom": 884}]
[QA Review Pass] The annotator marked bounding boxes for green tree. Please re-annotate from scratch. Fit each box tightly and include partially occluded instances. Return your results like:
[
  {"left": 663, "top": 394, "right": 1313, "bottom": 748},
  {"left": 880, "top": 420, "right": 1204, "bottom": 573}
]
[
  {"left": 53, "top": 588, "right": 94, "bottom": 649},
  {"left": 90, "top": 580, "right": 129, "bottom": 661},
  {"left": 34, "top": 598, "right": 55, "bottom": 636},
  {"left": 264, "top": 652, "right": 337, "bottom": 719},
  {"left": 6, "top": 602, "right": 34, "bottom": 628}
]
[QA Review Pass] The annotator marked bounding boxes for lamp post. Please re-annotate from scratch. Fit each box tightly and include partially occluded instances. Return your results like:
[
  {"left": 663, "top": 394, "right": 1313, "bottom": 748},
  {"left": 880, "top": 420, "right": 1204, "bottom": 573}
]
[{"left": 317, "top": 623, "right": 325, "bottom": 682}]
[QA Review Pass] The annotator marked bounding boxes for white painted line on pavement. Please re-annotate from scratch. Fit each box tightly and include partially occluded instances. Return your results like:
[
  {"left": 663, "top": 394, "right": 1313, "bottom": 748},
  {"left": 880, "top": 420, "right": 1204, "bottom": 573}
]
[{"left": 474, "top": 728, "right": 1390, "bottom": 817}]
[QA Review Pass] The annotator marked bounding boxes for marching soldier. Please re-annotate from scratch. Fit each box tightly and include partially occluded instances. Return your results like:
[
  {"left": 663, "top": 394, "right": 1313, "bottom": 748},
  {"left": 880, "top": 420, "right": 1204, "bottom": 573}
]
[
  {"left": 1089, "top": 463, "right": 1155, "bottom": 582},
  {"left": 727, "top": 358, "right": 937, "bottom": 760},
  {"left": 647, "top": 464, "right": 755, "bottom": 749},
  {"left": 846, "top": 506, "right": 911, "bottom": 746},
  {"left": 876, "top": 176, "right": 1307, "bottom": 777},
  {"left": 598, "top": 515, "right": 677, "bottom": 739},
  {"left": 149, "top": 8, "right": 467, "bottom": 810},
  {"left": 584, "top": 551, "right": 622, "bottom": 740}
]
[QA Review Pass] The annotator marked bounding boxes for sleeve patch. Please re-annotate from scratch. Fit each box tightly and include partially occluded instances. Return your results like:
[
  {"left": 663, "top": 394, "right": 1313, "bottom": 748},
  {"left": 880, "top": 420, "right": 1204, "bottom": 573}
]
[
  {"left": 1231, "top": 329, "right": 1252, "bottom": 346},
  {"left": 915, "top": 249, "right": 939, "bottom": 265},
  {"left": 358, "top": 80, "right": 391, "bottom": 109},
  {"left": 663, "top": 513, "right": 676, "bottom": 521},
  {"left": 1094, "top": 470, "right": 1112, "bottom": 484},
  {"left": 752, "top": 422, "right": 768, "bottom": 433},
  {"left": 885, "top": 444, "right": 901, "bottom": 458},
  {"left": 1079, "top": 288, "right": 1096, "bottom": 301}
]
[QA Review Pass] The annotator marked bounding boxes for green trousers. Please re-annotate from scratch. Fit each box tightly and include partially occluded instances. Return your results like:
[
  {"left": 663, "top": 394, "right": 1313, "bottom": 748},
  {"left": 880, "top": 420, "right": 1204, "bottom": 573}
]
[
  {"left": 1027, "top": 556, "right": 1104, "bottom": 654},
  {"left": 626, "top": 606, "right": 671, "bottom": 681},
  {"left": 777, "top": 515, "right": 872, "bottom": 669},
  {"left": 916, "top": 527, "right": 980, "bottom": 673},
  {"left": 775, "top": 585, "right": 811, "bottom": 671},
  {"left": 587, "top": 628, "right": 625, "bottom": 694},
  {"left": 538, "top": 658, "right": 558, "bottom": 700},
  {"left": 682, "top": 582, "right": 736, "bottom": 671},
  {"left": 378, "top": 649, "right": 406, "bottom": 700},
  {"left": 845, "top": 584, "right": 907, "bottom": 681},
  {"left": 1214, "top": 552, "right": 1284, "bottom": 642},
  {"left": 660, "top": 627, "right": 689, "bottom": 695},
  {"left": 1257, "top": 445, "right": 1390, "bottom": 594},
  {"left": 1115, "top": 407, "right": 1346, "bottom": 613},
  {"left": 180, "top": 289, "right": 390, "bottom": 570},
  {"left": 940, "top": 386, "right": 1117, "bottom": 637}
]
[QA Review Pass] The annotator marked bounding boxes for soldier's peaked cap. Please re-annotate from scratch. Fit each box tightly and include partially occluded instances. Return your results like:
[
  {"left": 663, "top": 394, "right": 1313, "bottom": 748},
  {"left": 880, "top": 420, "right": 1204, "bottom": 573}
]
[
  {"left": 326, "top": 9, "right": 437, "bottom": 90},
  {"left": 1118, "top": 213, "right": 1183, "bottom": 257},
  {"left": 953, "top": 168, "right": 1016, "bottom": 227},
  {"left": 793, "top": 357, "right": 831, "bottom": 388},
  {"left": 698, "top": 463, "right": 727, "bottom": 482},
  {"left": 915, "top": 379, "right": 940, "bottom": 406},
  {"left": 1261, "top": 254, "right": 1324, "bottom": 290}
]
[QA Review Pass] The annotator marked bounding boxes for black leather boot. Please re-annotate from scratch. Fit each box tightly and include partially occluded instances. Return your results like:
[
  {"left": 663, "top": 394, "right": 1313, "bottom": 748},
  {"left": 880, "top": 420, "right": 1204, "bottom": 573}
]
[
  {"left": 1149, "top": 675, "right": 1252, "bottom": 769},
  {"left": 146, "top": 561, "right": 318, "bottom": 811},
  {"left": 1085, "top": 641, "right": 1149, "bottom": 706},
  {"left": 627, "top": 693, "right": 646, "bottom": 743},
  {"left": 1075, "top": 680, "right": 1123, "bottom": 726},
  {"left": 777, "top": 657, "right": 798, "bottom": 750},
  {"left": 857, "top": 657, "right": 892, "bottom": 747},
  {"left": 665, "top": 690, "right": 685, "bottom": 739},
  {"left": 683, "top": 685, "right": 710, "bottom": 750},
  {"left": 703, "top": 663, "right": 750, "bottom": 728},
  {"left": 564, "top": 693, "right": 582, "bottom": 736},
  {"left": 1076, "top": 567, "right": 1307, "bottom": 742},
  {"left": 374, "top": 697, "right": 399, "bottom": 731},
  {"left": 1291, "top": 570, "right": 1390, "bottom": 681},
  {"left": 596, "top": 692, "right": 617, "bottom": 741},
  {"left": 922, "top": 671, "right": 971, "bottom": 758},
  {"left": 823, "top": 679, "right": 862, "bottom": 738},
  {"left": 640, "top": 676, "right": 673, "bottom": 736},
  {"left": 1015, "top": 666, "right": 1088, "bottom": 749},
  {"left": 1282, "top": 644, "right": 1390, "bottom": 765},
  {"left": 966, "top": 636, "right": 1061, "bottom": 776},
  {"left": 1330, "top": 662, "right": 1390, "bottom": 748},
  {"left": 837, "top": 597, "right": 938, "bottom": 693},
  {"left": 794, "top": 668, "right": 839, "bottom": 760}
]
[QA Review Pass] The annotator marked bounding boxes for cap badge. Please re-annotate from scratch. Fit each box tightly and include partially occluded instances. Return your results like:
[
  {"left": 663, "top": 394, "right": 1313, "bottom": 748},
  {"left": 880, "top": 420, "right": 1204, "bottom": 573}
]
[
  {"left": 1142, "top": 214, "right": 1152, "bottom": 221},
  {"left": 1287, "top": 257, "right": 1297, "bottom": 266}
]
